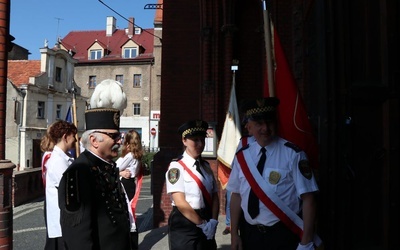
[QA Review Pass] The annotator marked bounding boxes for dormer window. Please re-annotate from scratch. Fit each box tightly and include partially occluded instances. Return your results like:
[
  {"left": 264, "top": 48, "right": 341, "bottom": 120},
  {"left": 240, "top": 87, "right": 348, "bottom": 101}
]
[
  {"left": 124, "top": 47, "right": 137, "bottom": 58},
  {"left": 90, "top": 49, "right": 102, "bottom": 60}
]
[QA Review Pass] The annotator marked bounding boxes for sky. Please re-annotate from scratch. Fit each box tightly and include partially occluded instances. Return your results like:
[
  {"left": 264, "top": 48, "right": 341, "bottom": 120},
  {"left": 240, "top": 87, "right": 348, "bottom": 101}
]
[{"left": 10, "top": 0, "right": 156, "bottom": 60}]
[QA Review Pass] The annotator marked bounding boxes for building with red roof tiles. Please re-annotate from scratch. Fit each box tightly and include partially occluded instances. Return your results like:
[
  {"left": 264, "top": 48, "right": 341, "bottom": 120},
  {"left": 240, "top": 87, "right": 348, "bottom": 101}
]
[
  {"left": 6, "top": 48, "right": 86, "bottom": 171},
  {"left": 60, "top": 16, "right": 161, "bottom": 150}
]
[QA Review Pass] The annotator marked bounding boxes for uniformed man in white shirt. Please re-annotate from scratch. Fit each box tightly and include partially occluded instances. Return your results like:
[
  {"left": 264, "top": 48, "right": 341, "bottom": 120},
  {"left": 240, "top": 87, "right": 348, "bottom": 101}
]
[{"left": 227, "top": 97, "right": 319, "bottom": 250}]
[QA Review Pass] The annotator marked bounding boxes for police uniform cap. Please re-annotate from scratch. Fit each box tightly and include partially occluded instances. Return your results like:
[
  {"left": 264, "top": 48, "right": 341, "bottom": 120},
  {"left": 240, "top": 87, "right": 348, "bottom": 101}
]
[
  {"left": 241, "top": 97, "right": 280, "bottom": 121},
  {"left": 85, "top": 108, "right": 120, "bottom": 130},
  {"left": 178, "top": 120, "right": 208, "bottom": 138}
]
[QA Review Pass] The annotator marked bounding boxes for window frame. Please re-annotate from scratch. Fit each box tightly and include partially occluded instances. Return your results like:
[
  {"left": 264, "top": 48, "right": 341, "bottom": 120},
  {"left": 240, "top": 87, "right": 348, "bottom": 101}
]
[
  {"left": 124, "top": 47, "right": 138, "bottom": 58},
  {"left": 55, "top": 67, "right": 62, "bottom": 82},
  {"left": 89, "top": 76, "right": 97, "bottom": 89},
  {"left": 37, "top": 101, "right": 45, "bottom": 119},
  {"left": 133, "top": 74, "right": 142, "bottom": 88},
  {"left": 116, "top": 75, "right": 124, "bottom": 85},
  {"left": 56, "top": 104, "right": 62, "bottom": 119},
  {"left": 90, "top": 49, "right": 102, "bottom": 60},
  {"left": 133, "top": 103, "right": 141, "bottom": 115}
]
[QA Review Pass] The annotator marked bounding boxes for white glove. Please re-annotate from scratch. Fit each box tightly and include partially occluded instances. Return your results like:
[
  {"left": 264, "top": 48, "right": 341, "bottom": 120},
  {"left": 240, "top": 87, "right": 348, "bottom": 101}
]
[
  {"left": 207, "top": 219, "right": 219, "bottom": 240},
  {"left": 196, "top": 220, "right": 213, "bottom": 239},
  {"left": 296, "top": 242, "right": 314, "bottom": 250}
]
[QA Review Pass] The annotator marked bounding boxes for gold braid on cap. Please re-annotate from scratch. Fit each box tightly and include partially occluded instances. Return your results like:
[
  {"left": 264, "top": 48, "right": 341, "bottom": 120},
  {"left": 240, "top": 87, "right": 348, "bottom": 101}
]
[
  {"left": 246, "top": 106, "right": 276, "bottom": 116},
  {"left": 182, "top": 127, "right": 206, "bottom": 138}
]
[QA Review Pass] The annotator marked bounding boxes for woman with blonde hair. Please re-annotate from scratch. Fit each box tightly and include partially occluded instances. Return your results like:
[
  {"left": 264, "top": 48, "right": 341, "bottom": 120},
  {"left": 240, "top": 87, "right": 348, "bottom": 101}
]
[{"left": 116, "top": 129, "right": 144, "bottom": 250}]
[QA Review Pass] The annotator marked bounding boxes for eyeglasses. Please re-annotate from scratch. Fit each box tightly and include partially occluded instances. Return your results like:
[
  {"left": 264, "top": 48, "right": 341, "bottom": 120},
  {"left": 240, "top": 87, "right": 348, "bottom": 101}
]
[{"left": 92, "top": 131, "right": 121, "bottom": 141}]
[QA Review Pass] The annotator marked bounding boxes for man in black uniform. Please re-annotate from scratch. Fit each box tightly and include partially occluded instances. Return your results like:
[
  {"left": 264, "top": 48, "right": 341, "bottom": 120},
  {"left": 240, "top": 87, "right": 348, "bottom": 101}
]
[{"left": 58, "top": 108, "right": 132, "bottom": 249}]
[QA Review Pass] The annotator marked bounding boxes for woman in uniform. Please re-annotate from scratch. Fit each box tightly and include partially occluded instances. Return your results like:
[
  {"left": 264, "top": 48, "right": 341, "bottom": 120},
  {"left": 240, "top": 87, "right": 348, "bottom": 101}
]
[{"left": 165, "top": 120, "right": 220, "bottom": 250}]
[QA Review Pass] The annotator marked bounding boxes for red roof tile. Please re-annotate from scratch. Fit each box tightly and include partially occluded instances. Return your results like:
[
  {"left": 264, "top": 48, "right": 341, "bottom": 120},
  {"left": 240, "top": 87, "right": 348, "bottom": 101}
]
[
  {"left": 61, "top": 27, "right": 154, "bottom": 63},
  {"left": 7, "top": 60, "right": 41, "bottom": 86}
]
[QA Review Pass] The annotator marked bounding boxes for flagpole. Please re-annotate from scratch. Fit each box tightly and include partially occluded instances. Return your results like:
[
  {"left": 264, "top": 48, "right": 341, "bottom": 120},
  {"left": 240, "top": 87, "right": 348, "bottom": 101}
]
[
  {"left": 262, "top": 0, "right": 275, "bottom": 97},
  {"left": 72, "top": 87, "right": 80, "bottom": 157}
]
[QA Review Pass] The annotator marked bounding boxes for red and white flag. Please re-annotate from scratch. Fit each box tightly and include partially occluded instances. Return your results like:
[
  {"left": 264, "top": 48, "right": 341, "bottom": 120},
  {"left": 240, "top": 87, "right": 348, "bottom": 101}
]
[{"left": 217, "top": 78, "right": 242, "bottom": 189}]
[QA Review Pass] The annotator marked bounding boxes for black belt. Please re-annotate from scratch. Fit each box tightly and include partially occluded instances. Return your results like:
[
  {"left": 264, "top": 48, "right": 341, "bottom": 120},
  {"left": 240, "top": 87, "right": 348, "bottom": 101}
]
[{"left": 246, "top": 221, "right": 284, "bottom": 234}]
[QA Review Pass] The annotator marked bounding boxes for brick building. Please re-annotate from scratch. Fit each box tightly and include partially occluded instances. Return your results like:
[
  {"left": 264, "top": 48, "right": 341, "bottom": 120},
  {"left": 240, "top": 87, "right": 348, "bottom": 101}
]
[{"left": 152, "top": 0, "right": 400, "bottom": 249}]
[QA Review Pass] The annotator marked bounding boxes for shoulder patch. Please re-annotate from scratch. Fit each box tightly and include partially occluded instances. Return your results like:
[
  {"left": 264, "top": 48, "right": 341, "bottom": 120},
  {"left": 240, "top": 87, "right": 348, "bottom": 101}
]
[
  {"left": 284, "top": 142, "right": 302, "bottom": 153},
  {"left": 167, "top": 168, "right": 180, "bottom": 184},
  {"left": 299, "top": 160, "right": 313, "bottom": 180}
]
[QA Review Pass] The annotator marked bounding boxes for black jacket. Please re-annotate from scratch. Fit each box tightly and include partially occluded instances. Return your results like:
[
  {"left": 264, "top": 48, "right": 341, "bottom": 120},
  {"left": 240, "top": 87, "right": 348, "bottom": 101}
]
[{"left": 58, "top": 150, "right": 131, "bottom": 250}]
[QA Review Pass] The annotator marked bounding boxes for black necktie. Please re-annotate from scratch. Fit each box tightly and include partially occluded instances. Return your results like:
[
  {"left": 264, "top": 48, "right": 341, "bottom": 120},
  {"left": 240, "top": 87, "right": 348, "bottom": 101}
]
[
  {"left": 248, "top": 147, "right": 266, "bottom": 219},
  {"left": 195, "top": 160, "right": 204, "bottom": 177}
]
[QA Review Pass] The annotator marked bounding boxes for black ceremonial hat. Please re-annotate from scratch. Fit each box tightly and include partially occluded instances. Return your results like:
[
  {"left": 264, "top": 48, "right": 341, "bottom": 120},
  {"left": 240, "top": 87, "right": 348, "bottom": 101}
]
[
  {"left": 85, "top": 108, "right": 120, "bottom": 130},
  {"left": 178, "top": 120, "right": 208, "bottom": 138},
  {"left": 241, "top": 97, "right": 280, "bottom": 121}
]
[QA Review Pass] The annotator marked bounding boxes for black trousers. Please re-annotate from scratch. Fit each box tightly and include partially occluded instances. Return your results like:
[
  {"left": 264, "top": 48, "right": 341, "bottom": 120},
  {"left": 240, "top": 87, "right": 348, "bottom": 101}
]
[
  {"left": 241, "top": 221, "right": 299, "bottom": 250},
  {"left": 168, "top": 206, "right": 216, "bottom": 250},
  {"left": 121, "top": 177, "right": 136, "bottom": 200}
]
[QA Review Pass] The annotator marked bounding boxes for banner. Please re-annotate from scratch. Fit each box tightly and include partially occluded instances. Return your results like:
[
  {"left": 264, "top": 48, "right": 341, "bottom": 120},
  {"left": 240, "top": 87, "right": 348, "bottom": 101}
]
[
  {"left": 217, "top": 78, "right": 242, "bottom": 189},
  {"left": 264, "top": 30, "right": 319, "bottom": 170}
]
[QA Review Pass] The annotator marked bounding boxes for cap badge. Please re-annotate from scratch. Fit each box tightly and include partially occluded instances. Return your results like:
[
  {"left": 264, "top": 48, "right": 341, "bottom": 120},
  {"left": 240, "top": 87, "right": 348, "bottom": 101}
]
[{"left": 269, "top": 171, "right": 281, "bottom": 184}]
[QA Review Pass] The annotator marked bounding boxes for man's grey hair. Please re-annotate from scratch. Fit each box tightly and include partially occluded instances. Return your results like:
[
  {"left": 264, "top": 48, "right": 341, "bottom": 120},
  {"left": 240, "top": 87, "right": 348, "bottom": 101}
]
[{"left": 81, "top": 129, "right": 104, "bottom": 149}]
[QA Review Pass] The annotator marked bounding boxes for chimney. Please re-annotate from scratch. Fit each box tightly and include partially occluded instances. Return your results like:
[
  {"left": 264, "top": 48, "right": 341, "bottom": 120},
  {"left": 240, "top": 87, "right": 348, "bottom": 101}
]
[
  {"left": 106, "top": 16, "right": 116, "bottom": 36},
  {"left": 128, "top": 17, "right": 135, "bottom": 37}
]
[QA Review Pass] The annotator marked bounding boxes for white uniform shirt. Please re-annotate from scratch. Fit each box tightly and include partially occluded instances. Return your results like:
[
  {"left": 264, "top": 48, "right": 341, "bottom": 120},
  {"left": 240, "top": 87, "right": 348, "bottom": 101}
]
[
  {"left": 45, "top": 145, "right": 74, "bottom": 237},
  {"left": 116, "top": 153, "right": 140, "bottom": 179},
  {"left": 166, "top": 151, "right": 217, "bottom": 209},
  {"left": 226, "top": 137, "right": 319, "bottom": 226}
]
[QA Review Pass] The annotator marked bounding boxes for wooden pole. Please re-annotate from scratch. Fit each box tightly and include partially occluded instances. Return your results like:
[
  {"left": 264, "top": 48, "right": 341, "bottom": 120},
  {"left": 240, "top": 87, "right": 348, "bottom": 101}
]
[
  {"left": 262, "top": 0, "right": 275, "bottom": 97},
  {"left": 72, "top": 88, "right": 80, "bottom": 157}
]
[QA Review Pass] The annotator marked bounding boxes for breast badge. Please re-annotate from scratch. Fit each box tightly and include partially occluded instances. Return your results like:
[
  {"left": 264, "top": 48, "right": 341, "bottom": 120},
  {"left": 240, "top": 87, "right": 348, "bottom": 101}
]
[
  {"left": 168, "top": 168, "right": 180, "bottom": 184},
  {"left": 299, "top": 160, "right": 312, "bottom": 179},
  {"left": 269, "top": 171, "right": 281, "bottom": 184}
]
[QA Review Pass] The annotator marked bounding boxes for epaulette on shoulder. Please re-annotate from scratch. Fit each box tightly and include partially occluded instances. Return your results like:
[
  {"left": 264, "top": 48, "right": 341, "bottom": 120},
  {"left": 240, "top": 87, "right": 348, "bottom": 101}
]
[
  {"left": 284, "top": 142, "right": 302, "bottom": 153},
  {"left": 171, "top": 155, "right": 183, "bottom": 162},
  {"left": 236, "top": 143, "right": 250, "bottom": 154}
]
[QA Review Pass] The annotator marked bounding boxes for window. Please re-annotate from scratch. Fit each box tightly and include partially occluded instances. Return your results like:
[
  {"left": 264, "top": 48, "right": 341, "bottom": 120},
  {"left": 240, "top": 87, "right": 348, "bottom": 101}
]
[
  {"left": 37, "top": 101, "right": 45, "bottom": 119},
  {"left": 55, "top": 67, "right": 62, "bottom": 82},
  {"left": 116, "top": 75, "right": 124, "bottom": 85},
  {"left": 90, "top": 49, "right": 102, "bottom": 60},
  {"left": 133, "top": 74, "right": 141, "bottom": 87},
  {"left": 56, "top": 104, "right": 62, "bottom": 119},
  {"left": 133, "top": 103, "right": 141, "bottom": 115},
  {"left": 124, "top": 47, "right": 137, "bottom": 58},
  {"left": 89, "top": 76, "right": 97, "bottom": 89}
]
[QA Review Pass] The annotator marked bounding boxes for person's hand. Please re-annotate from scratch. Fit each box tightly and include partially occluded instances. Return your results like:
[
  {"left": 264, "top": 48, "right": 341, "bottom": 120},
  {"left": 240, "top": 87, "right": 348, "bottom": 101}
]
[
  {"left": 296, "top": 242, "right": 314, "bottom": 250},
  {"left": 196, "top": 220, "right": 213, "bottom": 239},
  {"left": 207, "top": 219, "right": 218, "bottom": 239},
  {"left": 120, "top": 169, "right": 131, "bottom": 179},
  {"left": 230, "top": 232, "right": 242, "bottom": 250}
]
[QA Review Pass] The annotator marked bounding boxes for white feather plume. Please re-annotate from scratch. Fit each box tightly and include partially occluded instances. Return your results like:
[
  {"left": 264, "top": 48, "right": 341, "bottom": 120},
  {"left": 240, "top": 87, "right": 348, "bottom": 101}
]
[{"left": 90, "top": 79, "right": 127, "bottom": 113}]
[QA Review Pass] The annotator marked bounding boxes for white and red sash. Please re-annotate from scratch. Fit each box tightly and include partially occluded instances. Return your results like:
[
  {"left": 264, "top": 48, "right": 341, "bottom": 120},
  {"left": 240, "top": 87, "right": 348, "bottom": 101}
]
[
  {"left": 178, "top": 160, "right": 212, "bottom": 207},
  {"left": 237, "top": 149, "right": 322, "bottom": 246}
]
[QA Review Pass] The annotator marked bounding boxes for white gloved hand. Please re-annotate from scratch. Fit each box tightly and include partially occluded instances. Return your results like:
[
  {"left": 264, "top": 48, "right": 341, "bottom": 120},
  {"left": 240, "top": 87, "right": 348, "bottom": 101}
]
[
  {"left": 196, "top": 220, "right": 213, "bottom": 238},
  {"left": 296, "top": 242, "right": 314, "bottom": 250},
  {"left": 207, "top": 219, "right": 219, "bottom": 240}
]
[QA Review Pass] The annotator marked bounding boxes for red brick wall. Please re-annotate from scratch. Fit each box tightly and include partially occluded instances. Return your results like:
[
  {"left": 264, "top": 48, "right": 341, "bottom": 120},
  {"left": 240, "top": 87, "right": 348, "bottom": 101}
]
[{"left": 153, "top": 0, "right": 268, "bottom": 227}]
